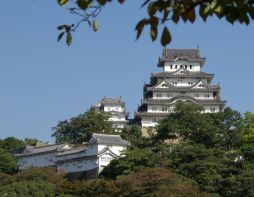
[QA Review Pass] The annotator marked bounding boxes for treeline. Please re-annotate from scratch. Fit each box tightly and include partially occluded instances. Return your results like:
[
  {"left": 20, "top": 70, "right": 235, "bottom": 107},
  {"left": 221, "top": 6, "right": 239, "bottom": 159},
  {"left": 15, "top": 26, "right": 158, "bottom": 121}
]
[{"left": 1, "top": 102, "right": 254, "bottom": 196}]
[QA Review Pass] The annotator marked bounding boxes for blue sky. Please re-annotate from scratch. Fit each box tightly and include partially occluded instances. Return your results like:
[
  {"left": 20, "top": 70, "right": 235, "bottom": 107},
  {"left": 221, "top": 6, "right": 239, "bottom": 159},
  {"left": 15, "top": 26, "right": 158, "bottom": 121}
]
[{"left": 0, "top": 1, "right": 254, "bottom": 142}]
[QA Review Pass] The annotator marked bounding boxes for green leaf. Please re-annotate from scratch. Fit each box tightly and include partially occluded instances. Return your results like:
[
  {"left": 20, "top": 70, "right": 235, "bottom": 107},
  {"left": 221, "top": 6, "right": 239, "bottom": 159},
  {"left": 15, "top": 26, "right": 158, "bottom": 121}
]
[
  {"left": 135, "top": 19, "right": 147, "bottom": 40},
  {"left": 97, "top": 0, "right": 108, "bottom": 5},
  {"left": 92, "top": 19, "right": 99, "bottom": 32},
  {"left": 187, "top": 9, "right": 196, "bottom": 23},
  {"left": 57, "top": 32, "right": 65, "bottom": 42},
  {"left": 161, "top": 27, "right": 171, "bottom": 47},
  {"left": 58, "top": 0, "right": 69, "bottom": 6},
  {"left": 57, "top": 25, "right": 68, "bottom": 30},
  {"left": 66, "top": 33, "right": 72, "bottom": 46},
  {"left": 147, "top": 2, "right": 157, "bottom": 16},
  {"left": 77, "top": 0, "right": 93, "bottom": 9}
]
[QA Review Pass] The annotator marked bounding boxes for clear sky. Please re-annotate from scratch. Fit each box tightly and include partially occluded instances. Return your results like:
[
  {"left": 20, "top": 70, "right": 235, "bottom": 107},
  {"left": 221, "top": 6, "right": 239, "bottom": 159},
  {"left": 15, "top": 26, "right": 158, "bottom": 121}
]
[{"left": 0, "top": 1, "right": 254, "bottom": 142}]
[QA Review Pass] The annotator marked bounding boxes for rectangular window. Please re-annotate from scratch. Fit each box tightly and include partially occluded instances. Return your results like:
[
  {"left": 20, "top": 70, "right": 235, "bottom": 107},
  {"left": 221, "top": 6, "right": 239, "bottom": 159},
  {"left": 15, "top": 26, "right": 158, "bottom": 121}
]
[
  {"left": 152, "top": 107, "right": 157, "bottom": 111},
  {"left": 156, "top": 93, "right": 162, "bottom": 97},
  {"left": 204, "top": 94, "right": 210, "bottom": 98},
  {"left": 194, "top": 94, "right": 199, "bottom": 98},
  {"left": 167, "top": 93, "right": 172, "bottom": 97},
  {"left": 162, "top": 107, "right": 167, "bottom": 112}
]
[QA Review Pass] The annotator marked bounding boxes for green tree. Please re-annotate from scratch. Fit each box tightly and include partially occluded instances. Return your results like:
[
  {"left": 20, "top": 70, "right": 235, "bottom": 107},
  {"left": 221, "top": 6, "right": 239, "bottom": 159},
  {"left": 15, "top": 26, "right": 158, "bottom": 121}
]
[
  {"left": 0, "top": 137, "right": 25, "bottom": 152},
  {"left": 116, "top": 168, "right": 207, "bottom": 197},
  {"left": 100, "top": 148, "right": 160, "bottom": 179},
  {"left": 52, "top": 108, "right": 115, "bottom": 144},
  {"left": 0, "top": 148, "right": 17, "bottom": 174},
  {"left": 242, "top": 111, "right": 254, "bottom": 143},
  {"left": 24, "top": 138, "right": 40, "bottom": 146},
  {"left": 57, "top": 0, "right": 254, "bottom": 46},
  {"left": 120, "top": 125, "right": 148, "bottom": 149},
  {"left": 0, "top": 180, "right": 55, "bottom": 197}
]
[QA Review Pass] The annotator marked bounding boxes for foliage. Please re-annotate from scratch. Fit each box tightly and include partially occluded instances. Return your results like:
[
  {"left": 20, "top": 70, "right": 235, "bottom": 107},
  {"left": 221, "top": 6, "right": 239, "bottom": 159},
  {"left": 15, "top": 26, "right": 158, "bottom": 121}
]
[
  {"left": 24, "top": 138, "right": 40, "bottom": 146},
  {"left": 242, "top": 111, "right": 254, "bottom": 143},
  {"left": 0, "top": 137, "right": 25, "bottom": 152},
  {"left": 116, "top": 168, "right": 207, "bottom": 197},
  {"left": 57, "top": 0, "right": 254, "bottom": 46},
  {"left": 100, "top": 147, "right": 160, "bottom": 179},
  {"left": 0, "top": 180, "right": 55, "bottom": 197},
  {"left": 0, "top": 148, "right": 17, "bottom": 174},
  {"left": 52, "top": 108, "right": 115, "bottom": 144},
  {"left": 120, "top": 125, "right": 148, "bottom": 149},
  {"left": 154, "top": 102, "right": 244, "bottom": 149}
]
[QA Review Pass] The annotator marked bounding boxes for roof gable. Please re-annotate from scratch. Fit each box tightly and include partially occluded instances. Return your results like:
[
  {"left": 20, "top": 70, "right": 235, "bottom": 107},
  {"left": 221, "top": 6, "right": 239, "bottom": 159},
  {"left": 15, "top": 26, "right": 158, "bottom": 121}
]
[
  {"left": 192, "top": 81, "right": 211, "bottom": 89},
  {"left": 172, "top": 68, "right": 192, "bottom": 76},
  {"left": 154, "top": 80, "right": 173, "bottom": 89}
]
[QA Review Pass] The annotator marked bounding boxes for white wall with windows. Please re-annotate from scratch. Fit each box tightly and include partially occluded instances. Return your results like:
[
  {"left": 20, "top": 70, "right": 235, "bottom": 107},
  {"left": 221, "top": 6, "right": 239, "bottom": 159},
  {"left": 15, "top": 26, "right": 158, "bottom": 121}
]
[{"left": 164, "top": 61, "right": 201, "bottom": 72}]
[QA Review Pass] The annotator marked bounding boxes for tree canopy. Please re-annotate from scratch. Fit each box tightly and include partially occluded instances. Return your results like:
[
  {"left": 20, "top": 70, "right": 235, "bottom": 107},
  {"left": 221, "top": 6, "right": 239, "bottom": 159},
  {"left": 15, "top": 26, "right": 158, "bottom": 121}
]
[
  {"left": 52, "top": 108, "right": 115, "bottom": 144},
  {"left": 57, "top": 0, "right": 254, "bottom": 46}
]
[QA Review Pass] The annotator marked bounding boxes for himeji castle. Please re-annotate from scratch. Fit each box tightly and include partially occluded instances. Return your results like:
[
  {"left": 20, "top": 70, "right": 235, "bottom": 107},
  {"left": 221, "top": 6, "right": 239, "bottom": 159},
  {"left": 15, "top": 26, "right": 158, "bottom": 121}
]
[
  {"left": 93, "top": 97, "right": 129, "bottom": 131},
  {"left": 137, "top": 48, "right": 226, "bottom": 128}
]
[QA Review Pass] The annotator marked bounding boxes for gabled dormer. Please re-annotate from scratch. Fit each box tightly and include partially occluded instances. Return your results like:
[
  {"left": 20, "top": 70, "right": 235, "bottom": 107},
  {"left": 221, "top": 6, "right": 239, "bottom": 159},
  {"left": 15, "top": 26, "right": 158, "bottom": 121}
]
[
  {"left": 154, "top": 80, "right": 173, "bottom": 89},
  {"left": 158, "top": 48, "right": 206, "bottom": 73},
  {"left": 192, "top": 80, "right": 211, "bottom": 89}
]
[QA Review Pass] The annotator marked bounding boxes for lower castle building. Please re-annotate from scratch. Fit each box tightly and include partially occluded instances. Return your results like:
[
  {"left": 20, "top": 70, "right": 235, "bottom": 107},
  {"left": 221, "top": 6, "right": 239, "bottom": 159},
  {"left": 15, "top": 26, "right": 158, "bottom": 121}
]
[
  {"left": 15, "top": 133, "right": 129, "bottom": 179},
  {"left": 137, "top": 48, "right": 226, "bottom": 128}
]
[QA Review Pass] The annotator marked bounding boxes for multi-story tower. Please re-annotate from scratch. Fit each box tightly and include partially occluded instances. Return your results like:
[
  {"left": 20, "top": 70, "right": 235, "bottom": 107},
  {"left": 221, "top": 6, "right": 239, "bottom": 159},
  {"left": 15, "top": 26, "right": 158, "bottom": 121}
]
[
  {"left": 93, "top": 97, "right": 129, "bottom": 131},
  {"left": 137, "top": 48, "right": 226, "bottom": 128}
]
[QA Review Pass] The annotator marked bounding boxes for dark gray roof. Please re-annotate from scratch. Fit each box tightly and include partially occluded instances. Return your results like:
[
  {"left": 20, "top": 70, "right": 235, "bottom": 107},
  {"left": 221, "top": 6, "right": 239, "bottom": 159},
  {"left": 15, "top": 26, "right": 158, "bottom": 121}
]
[
  {"left": 14, "top": 144, "right": 71, "bottom": 157},
  {"left": 141, "top": 97, "right": 226, "bottom": 106},
  {"left": 151, "top": 71, "right": 214, "bottom": 79},
  {"left": 55, "top": 146, "right": 87, "bottom": 156},
  {"left": 89, "top": 133, "right": 130, "bottom": 146},
  {"left": 101, "top": 97, "right": 125, "bottom": 106},
  {"left": 158, "top": 48, "right": 206, "bottom": 67}
]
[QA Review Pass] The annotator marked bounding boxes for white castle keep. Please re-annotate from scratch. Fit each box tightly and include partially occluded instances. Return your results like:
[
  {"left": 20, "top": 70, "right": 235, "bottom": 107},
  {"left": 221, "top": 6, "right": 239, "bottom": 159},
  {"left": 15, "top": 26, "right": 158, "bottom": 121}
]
[{"left": 137, "top": 48, "right": 226, "bottom": 128}]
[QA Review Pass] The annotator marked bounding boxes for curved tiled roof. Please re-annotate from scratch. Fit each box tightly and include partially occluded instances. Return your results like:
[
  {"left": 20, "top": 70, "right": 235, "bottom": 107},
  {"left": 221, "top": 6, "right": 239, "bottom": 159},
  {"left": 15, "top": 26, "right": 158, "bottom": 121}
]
[
  {"left": 158, "top": 48, "right": 206, "bottom": 67},
  {"left": 142, "top": 96, "right": 226, "bottom": 106},
  {"left": 151, "top": 71, "right": 214, "bottom": 79}
]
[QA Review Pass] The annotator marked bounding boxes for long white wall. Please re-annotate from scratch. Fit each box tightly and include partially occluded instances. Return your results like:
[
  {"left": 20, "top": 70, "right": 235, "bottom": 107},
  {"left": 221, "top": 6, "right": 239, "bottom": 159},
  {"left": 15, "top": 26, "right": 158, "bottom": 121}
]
[
  {"left": 17, "top": 152, "right": 56, "bottom": 170},
  {"left": 164, "top": 60, "right": 201, "bottom": 72},
  {"left": 153, "top": 92, "right": 214, "bottom": 100},
  {"left": 103, "top": 104, "right": 124, "bottom": 112}
]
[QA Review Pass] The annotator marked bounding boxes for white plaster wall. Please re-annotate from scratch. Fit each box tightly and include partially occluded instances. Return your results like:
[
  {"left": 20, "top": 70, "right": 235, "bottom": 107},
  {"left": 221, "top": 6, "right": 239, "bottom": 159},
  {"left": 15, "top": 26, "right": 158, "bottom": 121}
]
[
  {"left": 152, "top": 92, "right": 214, "bottom": 100},
  {"left": 57, "top": 158, "right": 98, "bottom": 173},
  {"left": 98, "top": 153, "right": 115, "bottom": 172},
  {"left": 98, "top": 144, "right": 125, "bottom": 156},
  {"left": 166, "top": 78, "right": 198, "bottom": 87},
  {"left": 164, "top": 61, "right": 201, "bottom": 72},
  {"left": 103, "top": 104, "right": 124, "bottom": 112},
  {"left": 17, "top": 152, "right": 56, "bottom": 170},
  {"left": 147, "top": 105, "right": 174, "bottom": 113},
  {"left": 203, "top": 106, "right": 220, "bottom": 113},
  {"left": 109, "top": 114, "right": 126, "bottom": 121}
]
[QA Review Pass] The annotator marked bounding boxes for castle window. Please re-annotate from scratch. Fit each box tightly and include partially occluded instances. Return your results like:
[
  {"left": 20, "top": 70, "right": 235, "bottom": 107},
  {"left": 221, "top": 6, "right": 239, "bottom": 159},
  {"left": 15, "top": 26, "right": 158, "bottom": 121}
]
[
  {"left": 194, "top": 94, "right": 199, "bottom": 98},
  {"left": 162, "top": 107, "right": 167, "bottom": 112},
  {"left": 190, "top": 65, "right": 193, "bottom": 69},
  {"left": 185, "top": 65, "right": 187, "bottom": 69},
  {"left": 156, "top": 93, "right": 162, "bottom": 97},
  {"left": 161, "top": 84, "right": 168, "bottom": 87},
  {"left": 199, "top": 84, "right": 205, "bottom": 88},
  {"left": 188, "top": 82, "right": 193, "bottom": 85},
  {"left": 167, "top": 93, "right": 172, "bottom": 97},
  {"left": 170, "top": 65, "right": 173, "bottom": 69},
  {"left": 204, "top": 94, "right": 210, "bottom": 98},
  {"left": 172, "top": 82, "right": 177, "bottom": 85},
  {"left": 180, "top": 65, "right": 183, "bottom": 69},
  {"left": 210, "top": 107, "right": 216, "bottom": 112},
  {"left": 175, "top": 65, "right": 177, "bottom": 69}
]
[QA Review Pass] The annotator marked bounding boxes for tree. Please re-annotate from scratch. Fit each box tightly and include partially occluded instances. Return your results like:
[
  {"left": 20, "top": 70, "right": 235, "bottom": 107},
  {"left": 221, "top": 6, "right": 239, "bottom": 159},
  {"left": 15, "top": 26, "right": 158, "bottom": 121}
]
[
  {"left": 100, "top": 148, "right": 160, "bottom": 179},
  {"left": 0, "top": 148, "right": 17, "bottom": 174},
  {"left": 57, "top": 0, "right": 254, "bottom": 46},
  {"left": 0, "top": 180, "right": 55, "bottom": 197},
  {"left": 52, "top": 108, "right": 115, "bottom": 144},
  {"left": 116, "top": 168, "right": 207, "bottom": 197},
  {"left": 0, "top": 137, "right": 25, "bottom": 152}
]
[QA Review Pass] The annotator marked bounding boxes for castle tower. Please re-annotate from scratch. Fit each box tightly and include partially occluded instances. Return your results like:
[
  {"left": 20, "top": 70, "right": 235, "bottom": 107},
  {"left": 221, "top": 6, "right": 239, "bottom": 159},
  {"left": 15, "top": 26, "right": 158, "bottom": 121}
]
[
  {"left": 137, "top": 48, "right": 226, "bottom": 128},
  {"left": 93, "top": 97, "right": 129, "bottom": 131}
]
